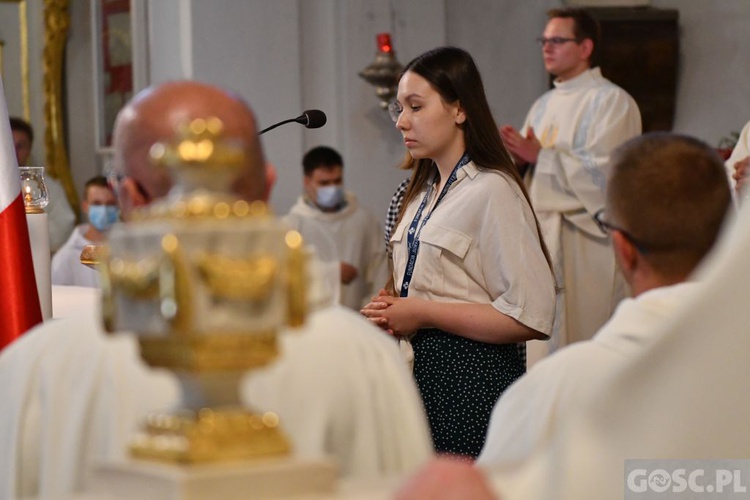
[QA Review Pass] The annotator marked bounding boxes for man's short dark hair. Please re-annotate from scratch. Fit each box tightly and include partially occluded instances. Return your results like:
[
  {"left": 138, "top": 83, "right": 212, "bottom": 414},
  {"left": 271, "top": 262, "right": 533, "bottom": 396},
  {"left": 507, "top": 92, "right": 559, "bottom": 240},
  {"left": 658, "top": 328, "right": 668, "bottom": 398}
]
[
  {"left": 607, "top": 132, "right": 731, "bottom": 278},
  {"left": 84, "top": 175, "right": 111, "bottom": 199},
  {"left": 10, "top": 116, "right": 34, "bottom": 143},
  {"left": 85, "top": 175, "right": 109, "bottom": 190},
  {"left": 302, "top": 146, "right": 343, "bottom": 176},
  {"left": 547, "top": 7, "right": 601, "bottom": 65}
]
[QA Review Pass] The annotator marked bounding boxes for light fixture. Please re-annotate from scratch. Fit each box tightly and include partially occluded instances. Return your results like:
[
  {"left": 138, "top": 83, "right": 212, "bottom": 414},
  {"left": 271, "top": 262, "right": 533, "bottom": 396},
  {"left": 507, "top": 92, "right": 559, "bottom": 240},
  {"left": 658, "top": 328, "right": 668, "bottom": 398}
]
[{"left": 358, "top": 33, "right": 403, "bottom": 109}]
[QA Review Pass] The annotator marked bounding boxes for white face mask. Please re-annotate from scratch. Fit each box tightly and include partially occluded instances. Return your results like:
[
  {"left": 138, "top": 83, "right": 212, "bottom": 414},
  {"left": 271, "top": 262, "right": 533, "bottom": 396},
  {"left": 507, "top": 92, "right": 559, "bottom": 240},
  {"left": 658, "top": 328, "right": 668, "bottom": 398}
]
[{"left": 316, "top": 185, "right": 344, "bottom": 209}]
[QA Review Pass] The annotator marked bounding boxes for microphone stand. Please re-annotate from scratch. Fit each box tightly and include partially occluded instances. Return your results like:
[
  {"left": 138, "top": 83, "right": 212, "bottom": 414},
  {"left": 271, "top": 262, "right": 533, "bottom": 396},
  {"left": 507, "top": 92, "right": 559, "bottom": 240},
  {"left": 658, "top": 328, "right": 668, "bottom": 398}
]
[{"left": 258, "top": 118, "right": 299, "bottom": 135}]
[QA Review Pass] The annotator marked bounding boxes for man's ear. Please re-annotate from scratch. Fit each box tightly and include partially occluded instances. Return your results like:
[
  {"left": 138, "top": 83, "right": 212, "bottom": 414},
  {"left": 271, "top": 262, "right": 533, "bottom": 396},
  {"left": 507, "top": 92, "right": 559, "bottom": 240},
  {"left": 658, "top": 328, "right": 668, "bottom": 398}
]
[
  {"left": 612, "top": 230, "right": 637, "bottom": 273},
  {"left": 580, "top": 38, "right": 594, "bottom": 63},
  {"left": 262, "top": 163, "right": 277, "bottom": 203}
]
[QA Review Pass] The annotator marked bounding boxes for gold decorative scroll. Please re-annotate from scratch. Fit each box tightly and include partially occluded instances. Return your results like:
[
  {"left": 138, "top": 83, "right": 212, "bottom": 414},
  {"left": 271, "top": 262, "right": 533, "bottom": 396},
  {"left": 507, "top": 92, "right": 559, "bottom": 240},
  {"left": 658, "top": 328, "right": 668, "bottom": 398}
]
[
  {"left": 130, "top": 408, "right": 290, "bottom": 463},
  {"left": 19, "top": 0, "right": 27, "bottom": 120},
  {"left": 43, "top": 0, "right": 79, "bottom": 218}
]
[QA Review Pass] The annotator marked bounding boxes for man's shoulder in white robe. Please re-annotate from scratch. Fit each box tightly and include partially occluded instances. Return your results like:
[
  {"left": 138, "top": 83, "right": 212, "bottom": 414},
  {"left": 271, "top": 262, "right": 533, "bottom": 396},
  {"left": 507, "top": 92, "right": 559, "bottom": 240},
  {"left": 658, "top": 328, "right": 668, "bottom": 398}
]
[{"left": 477, "top": 282, "right": 700, "bottom": 469}]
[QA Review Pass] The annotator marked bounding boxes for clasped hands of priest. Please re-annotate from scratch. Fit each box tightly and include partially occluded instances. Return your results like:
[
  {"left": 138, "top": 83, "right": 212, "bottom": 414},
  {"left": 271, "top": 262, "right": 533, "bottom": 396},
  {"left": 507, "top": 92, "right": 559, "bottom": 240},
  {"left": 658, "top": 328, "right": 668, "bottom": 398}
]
[{"left": 499, "top": 125, "right": 542, "bottom": 168}]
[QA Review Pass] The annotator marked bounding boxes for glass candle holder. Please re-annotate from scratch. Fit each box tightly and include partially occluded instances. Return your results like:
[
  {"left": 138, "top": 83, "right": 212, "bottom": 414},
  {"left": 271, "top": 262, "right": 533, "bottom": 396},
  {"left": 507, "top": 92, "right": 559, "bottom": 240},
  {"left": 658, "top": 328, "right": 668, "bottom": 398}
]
[{"left": 19, "top": 166, "right": 50, "bottom": 213}]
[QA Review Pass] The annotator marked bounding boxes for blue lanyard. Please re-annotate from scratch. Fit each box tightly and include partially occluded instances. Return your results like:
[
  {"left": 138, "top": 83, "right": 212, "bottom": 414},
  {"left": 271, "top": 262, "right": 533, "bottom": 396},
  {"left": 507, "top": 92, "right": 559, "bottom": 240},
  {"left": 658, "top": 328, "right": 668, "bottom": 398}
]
[{"left": 400, "top": 153, "right": 470, "bottom": 297}]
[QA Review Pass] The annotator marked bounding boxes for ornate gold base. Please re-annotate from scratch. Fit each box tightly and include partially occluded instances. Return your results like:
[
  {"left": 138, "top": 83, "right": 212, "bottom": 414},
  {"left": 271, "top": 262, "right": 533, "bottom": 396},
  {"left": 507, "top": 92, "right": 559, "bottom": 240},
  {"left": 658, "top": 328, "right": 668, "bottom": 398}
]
[
  {"left": 130, "top": 408, "right": 290, "bottom": 464},
  {"left": 138, "top": 332, "right": 279, "bottom": 372}
]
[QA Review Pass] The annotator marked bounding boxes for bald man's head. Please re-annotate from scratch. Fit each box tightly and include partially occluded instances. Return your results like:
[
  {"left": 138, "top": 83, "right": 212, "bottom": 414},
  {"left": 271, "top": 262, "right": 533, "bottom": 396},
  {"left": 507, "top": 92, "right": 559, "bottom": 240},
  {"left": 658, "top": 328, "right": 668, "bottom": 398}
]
[{"left": 112, "top": 81, "right": 270, "bottom": 216}]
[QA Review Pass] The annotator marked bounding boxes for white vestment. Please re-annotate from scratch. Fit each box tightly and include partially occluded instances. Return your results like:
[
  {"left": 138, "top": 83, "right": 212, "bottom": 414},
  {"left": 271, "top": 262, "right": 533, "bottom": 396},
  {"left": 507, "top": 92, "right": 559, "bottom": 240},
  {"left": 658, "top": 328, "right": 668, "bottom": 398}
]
[
  {"left": 51, "top": 224, "right": 100, "bottom": 288},
  {"left": 488, "top": 207, "right": 750, "bottom": 499},
  {"left": 286, "top": 192, "right": 388, "bottom": 309},
  {"left": 477, "top": 282, "right": 699, "bottom": 468},
  {"left": 724, "top": 119, "right": 750, "bottom": 193},
  {"left": 0, "top": 306, "right": 179, "bottom": 499},
  {"left": 0, "top": 257, "right": 432, "bottom": 498},
  {"left": 521, "top": 67, "right": 642, "bottom": 365}
]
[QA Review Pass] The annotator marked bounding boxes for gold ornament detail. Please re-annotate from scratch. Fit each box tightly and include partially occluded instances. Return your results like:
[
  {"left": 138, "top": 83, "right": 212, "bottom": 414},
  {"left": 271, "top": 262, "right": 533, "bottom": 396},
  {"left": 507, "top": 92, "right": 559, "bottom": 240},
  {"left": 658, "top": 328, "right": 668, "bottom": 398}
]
[
  {"left": 107, "top": 256, "right": 161, "bottom": 300},
  {"left": 137, "top": 331, "right": 279, "bottom": 372},
  {"left": 198, "top": 253, "right": 278, "bottom": 303},
  {"left": 130, "top": 408, "right": 290, "bottom": 463}
]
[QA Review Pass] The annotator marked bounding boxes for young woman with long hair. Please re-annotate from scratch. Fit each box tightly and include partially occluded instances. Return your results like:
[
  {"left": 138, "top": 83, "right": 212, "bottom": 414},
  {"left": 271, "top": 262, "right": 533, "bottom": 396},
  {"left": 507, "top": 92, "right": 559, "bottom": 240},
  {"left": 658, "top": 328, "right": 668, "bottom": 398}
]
[{"left": 362, "top": 46, "right": 556, "bottom": 458}]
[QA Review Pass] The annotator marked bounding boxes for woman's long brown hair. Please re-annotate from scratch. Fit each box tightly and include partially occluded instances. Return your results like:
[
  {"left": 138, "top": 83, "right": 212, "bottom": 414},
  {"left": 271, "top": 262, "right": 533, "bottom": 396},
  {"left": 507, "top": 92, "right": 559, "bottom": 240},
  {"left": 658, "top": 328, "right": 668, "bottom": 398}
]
[{"left": 386, "top": 46, "right": 555, "bottom": 295}]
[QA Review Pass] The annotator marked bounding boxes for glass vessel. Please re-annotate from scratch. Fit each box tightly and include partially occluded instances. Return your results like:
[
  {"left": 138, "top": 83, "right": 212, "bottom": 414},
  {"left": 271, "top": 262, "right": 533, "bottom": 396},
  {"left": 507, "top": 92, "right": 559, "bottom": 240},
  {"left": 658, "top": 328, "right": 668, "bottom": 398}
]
[{"left": 19, "top": 166, "right": 49, "bottom": 213}]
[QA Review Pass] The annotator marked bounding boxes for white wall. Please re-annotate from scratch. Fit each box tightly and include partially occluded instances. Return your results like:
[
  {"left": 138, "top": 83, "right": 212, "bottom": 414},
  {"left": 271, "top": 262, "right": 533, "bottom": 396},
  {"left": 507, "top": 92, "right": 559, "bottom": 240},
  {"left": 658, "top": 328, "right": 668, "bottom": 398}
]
[
  {"left": 65, "top": 0, "right": 97, "bottom": 195},
  {"left": 61, "top": 0, "right": 750, "bottom": 217},
  {"left": 651, "top": 0, "right": 750, "bottom": 144},
  {"left": 186, "top": 0, "right": 448, "bottom": 218}
]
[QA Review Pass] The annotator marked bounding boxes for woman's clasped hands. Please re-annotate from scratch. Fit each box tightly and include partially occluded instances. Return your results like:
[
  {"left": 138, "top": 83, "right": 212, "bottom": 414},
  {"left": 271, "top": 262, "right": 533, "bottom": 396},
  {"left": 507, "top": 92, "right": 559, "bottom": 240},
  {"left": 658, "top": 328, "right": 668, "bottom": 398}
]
[{"left": 360, "top": 289, "right": 426, "bottom": 337}]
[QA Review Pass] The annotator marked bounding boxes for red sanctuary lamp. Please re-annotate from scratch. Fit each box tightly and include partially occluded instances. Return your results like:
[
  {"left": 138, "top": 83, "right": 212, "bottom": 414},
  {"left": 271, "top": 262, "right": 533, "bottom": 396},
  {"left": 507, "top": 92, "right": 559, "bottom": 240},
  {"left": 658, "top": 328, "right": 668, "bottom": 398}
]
[
  {"left": 378, "top": 33, "right": 393, "bottom": 53},
  {"left": 358, "top": 33, "right": 403, "bottom": 109}
]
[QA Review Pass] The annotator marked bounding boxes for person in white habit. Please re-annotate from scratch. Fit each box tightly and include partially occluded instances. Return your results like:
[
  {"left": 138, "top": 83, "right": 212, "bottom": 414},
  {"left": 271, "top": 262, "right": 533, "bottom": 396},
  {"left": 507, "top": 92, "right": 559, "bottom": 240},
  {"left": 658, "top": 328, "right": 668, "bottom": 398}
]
[
  {"left": 11, "top": 116, "right": 77, "bottom": 253},
  {"left": 51, "top": 175, "right": 119, "bottom": 287},
  {"left": 499, "top": 7, "right": 642, "bottom": 366},
  {"left": 0, "top": 81, "right": 432, "bottom": 499},
  {"left": 393, "top": 133, "right": 737, "bottom": 499},
  {"left": 285, "top": 145, "right": 388, "bottom": 310}
]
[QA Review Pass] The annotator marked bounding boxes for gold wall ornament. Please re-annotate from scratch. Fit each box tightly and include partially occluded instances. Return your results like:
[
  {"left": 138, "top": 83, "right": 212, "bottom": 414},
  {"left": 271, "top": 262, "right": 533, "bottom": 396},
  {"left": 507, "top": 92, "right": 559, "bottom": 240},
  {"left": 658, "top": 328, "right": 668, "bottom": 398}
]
[
  {"left": 358, "top": 33, "right": 404, "bottom": 109},
  {"left": 42, "top": 0, "right": 79, "bottom": 218}
]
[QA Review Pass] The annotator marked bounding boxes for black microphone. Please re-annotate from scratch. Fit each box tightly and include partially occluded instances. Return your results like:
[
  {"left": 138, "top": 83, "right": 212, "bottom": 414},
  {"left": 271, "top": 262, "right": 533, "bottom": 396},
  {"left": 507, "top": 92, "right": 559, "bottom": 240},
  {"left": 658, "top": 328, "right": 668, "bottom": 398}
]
[{"left": 258, "top": 109, "right": 327, "bottom": 135}]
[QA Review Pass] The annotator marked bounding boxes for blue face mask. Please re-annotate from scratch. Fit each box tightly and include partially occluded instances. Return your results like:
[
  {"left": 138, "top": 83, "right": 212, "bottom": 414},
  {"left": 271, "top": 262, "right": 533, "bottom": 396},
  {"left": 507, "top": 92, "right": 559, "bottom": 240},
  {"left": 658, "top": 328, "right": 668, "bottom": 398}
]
[
  {"left": 88, "top": 205, "right": 120, "bottom": 232},
  {"left": 316, "top": 185, "right": 344, "bottom": 209}
]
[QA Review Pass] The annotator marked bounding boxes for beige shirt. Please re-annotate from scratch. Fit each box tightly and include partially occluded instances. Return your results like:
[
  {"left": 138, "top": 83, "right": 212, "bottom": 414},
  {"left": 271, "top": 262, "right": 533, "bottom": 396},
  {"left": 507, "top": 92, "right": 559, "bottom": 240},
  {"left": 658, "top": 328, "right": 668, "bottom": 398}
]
[{"left": 390, "top": 161, "right": 555, "bottom": 335}]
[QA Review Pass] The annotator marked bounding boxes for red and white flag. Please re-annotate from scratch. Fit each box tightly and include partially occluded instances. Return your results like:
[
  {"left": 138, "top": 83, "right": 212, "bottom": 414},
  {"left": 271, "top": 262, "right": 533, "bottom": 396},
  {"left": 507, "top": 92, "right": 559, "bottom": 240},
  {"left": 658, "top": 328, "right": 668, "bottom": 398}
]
[{"left": 0, "top": 76, "right": 42, "bottom": 350}]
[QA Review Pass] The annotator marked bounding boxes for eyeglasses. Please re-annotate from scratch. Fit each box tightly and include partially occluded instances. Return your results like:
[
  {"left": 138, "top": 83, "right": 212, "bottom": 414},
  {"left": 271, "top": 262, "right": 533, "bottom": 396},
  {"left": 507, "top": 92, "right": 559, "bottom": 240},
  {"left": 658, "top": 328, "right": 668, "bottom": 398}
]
[
  {"left": 536, "top": 36, "right": 579, "bottom": 47},
  {"left": 593, "top": 209, "right": 650, "bottom": 254},
  {"left": 387, "top": 101, "right": 403, "bottom": 123}
]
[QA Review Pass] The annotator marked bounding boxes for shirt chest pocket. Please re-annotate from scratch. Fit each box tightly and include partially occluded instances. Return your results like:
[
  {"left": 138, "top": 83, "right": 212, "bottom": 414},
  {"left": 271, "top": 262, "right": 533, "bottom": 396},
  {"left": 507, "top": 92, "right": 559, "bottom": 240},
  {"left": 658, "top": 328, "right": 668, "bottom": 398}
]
[{"left": 412, "top": 224, "right": 472, "bottom": 298}]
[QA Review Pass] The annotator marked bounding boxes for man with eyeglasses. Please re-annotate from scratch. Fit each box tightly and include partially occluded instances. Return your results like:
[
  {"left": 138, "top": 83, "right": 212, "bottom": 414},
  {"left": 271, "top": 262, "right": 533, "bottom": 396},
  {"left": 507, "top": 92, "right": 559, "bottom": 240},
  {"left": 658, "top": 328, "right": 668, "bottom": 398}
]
[
  {"left": 500, "top": 7, "right": 642, "bottom": 367},
  {"left": 395, "top": 132, "right": 732, "bottom": 499}
]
